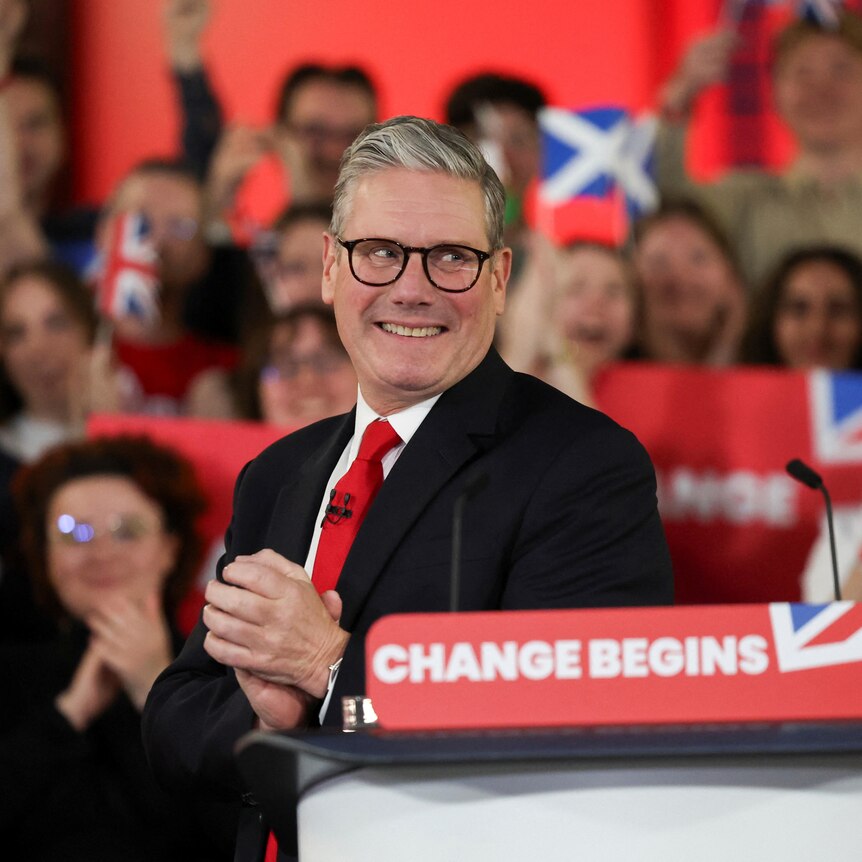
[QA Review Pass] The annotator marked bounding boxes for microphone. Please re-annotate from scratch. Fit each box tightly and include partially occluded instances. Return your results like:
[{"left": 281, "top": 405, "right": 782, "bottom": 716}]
[
  {"left": 786, "top": 458, "right": 823, "bottom": 491},
  {"left": 785, "top": 459, "right": 842, "bottom": 601},
  {"left": 449, "top": 472, "right": 489, "bottom": 612}
]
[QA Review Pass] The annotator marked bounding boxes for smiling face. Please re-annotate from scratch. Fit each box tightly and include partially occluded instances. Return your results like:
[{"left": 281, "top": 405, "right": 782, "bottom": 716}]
[
  {"left": 269, "top": 216, "right": 329, "bottom": 310},
  {"left": 258, "top": 314, "right": 356, "bottom": 424},
  {"left": 773, "top": 258, "right": 862, "bottom": 369},
  {"left": 773, "top": 33, "right": 862, "bottom": 154},
  {"left": 278, "top": 79, "right": 376, "bottom": 198},
  {"left": 6, "top": 78, "right": 65, "bottom": 209},
  {"left": 555, "top": 246, "right": 635, "bottom": 375},
  {"left": 635, "top": 215, "right": 739, "bottom": 338},
  {"left": 104, "top": 170, "right": 209, "bottom": 294},
  {"left": 46, "top": 475, "right": 179, "bottom": 621},
  {"left": 0, "top": 274, "right": 91, "bottom": 419},
  {"left": 322, "top": 168, "right": 510, "bottom": 414}
]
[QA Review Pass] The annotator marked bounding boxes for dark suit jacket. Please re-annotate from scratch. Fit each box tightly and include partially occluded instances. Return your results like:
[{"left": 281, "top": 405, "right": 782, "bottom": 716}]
[{"left": 142, "top": 349, "right": 672, "bottom": 802}]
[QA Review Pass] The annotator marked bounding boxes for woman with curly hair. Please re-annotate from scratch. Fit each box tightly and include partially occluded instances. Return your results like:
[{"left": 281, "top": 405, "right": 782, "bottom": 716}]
[{"left": 0, "top": 435, "right": 235, "bottom": 861}]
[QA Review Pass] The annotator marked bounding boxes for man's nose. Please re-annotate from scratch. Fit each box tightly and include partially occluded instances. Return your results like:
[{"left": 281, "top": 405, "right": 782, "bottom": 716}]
[{"left": 388, "top": 252, "right": 436, "bottom": 302}]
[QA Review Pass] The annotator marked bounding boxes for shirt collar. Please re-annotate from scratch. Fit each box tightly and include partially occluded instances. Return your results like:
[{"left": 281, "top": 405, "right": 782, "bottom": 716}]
[{"left": 351, "top": 387, "right": 441, "bottom": 458}]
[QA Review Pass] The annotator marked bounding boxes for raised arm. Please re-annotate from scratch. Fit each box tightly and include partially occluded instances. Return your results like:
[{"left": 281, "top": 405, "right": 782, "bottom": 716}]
[
  {"left": 655, "top": 29, "right": 738, "bottom": 200},
  {"left": 0, "top": 0, "right": 49, "bottom": 274},
  {"left": 163, "top": 0, "right": 222, "bottom": 180}
]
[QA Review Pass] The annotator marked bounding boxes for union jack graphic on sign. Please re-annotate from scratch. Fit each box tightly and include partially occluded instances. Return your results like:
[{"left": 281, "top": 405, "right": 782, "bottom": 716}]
[
  {"left": 809, "top": 371, "right": 862, "bottom": 464},
  {"left": 770, "top": 602, "right": 862, "bottom": 671}
]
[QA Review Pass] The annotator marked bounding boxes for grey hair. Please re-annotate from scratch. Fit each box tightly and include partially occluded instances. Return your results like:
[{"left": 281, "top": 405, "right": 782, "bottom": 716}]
[{"left": 331, "top": 115, "right": 506, "bottom": 251}]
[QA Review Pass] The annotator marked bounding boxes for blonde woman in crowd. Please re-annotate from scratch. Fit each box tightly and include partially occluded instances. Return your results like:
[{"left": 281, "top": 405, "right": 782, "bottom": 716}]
[{"left": 501, "top": 237, "right": 636, "bottom": 406}]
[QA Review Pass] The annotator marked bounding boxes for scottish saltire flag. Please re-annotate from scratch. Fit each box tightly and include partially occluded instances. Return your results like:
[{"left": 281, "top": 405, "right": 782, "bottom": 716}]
[
  {"left": 770, "top": 602, "right": 862, "bottom": 671},
  {"left": 537, "top": 106, "right": 658, "bottom": 244},
  {"left": 97, "top": 212, "right": 159, "bottom": 323},
  {"left": 809, "top": 370, "right": 862, "bottom": 463},
  {"left": 617, "top": 113, "right": 658, "bottom": 221}
]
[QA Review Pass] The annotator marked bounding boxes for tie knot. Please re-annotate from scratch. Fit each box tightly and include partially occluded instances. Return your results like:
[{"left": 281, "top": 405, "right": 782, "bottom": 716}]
[{"left": 357, "top": 420, "right": 401, "bottom": 464}]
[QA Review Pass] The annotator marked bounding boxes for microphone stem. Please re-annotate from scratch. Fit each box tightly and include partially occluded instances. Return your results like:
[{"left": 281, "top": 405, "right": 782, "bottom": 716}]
[
  {"left": 822, "top": 486, "right": 842, "bottom": 602},
  {"left": 450, "top": 495, "right": 465, "bottom": 613}
]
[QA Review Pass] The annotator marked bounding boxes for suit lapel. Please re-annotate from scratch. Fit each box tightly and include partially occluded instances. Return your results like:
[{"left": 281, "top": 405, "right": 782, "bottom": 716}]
[
  {"left": 337, "top": 350, "right": 512, "bottom": 630},
  {"left": 264, "top": 411, "right": 355, "bottom": 564}
]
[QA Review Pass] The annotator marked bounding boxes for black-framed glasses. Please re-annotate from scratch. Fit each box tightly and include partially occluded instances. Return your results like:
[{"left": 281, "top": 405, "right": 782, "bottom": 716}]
[{"left": 337, "top": 237, "right": 492, "bottom": 293}]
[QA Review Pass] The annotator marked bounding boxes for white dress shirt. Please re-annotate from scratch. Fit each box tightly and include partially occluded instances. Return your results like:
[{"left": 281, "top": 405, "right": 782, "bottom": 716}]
[{"left": 303, "top": 388, "right": 440, "bottom": 573}]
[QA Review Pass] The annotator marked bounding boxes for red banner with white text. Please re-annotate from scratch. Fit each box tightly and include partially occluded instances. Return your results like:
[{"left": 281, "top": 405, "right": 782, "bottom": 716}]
[
  {"left": 367, "top": 604, "right": 862, "bottom": 731},
  {"left": 594, "top": 365, "right": 862, "bottom": 605},
  {"left": 88, "top": 365, "right": 862, "bottom": 614}
]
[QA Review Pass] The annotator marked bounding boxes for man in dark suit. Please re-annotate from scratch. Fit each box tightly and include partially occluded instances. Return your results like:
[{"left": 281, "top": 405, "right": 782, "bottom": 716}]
[{"left": 142, "top": 115, "right": 672, "bottom": 840}]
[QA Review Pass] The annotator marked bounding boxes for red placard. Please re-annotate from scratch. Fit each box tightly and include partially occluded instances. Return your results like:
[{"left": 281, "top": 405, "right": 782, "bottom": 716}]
[
  {"left": 366, "top": 604, "right": 862, "bottom": 731},
  {"left": 594, "top": 366, "right": 862, "bottom": 604}
]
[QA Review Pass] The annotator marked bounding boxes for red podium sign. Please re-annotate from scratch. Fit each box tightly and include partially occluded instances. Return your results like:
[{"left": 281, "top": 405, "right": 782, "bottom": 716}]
[{"left": 366, "top": 604, "right": 862, "bottom": 730}]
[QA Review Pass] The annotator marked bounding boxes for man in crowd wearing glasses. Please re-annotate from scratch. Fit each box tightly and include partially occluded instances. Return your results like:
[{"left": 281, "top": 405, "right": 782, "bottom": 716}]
[
  {"left": 143, "top": 116, "right": 673, "bottom": 857},
  {"left": 200, "top": 61, "right": 378, "bottom": 234}
]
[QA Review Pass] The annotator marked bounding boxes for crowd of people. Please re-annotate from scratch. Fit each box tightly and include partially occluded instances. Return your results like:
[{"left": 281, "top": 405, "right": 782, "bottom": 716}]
[{"left": 2, "top": 0, "right": 862, "bottom": 857}]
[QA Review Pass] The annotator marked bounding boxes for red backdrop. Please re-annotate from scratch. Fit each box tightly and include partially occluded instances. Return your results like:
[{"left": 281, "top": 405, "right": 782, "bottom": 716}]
[{"left": 67, "top": 0, "right": 799, "bottom": 209}]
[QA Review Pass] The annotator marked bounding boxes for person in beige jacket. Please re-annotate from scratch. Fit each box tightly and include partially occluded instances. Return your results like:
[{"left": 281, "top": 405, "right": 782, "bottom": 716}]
[{"left": 657, "top": 12, "right": 862, "bottom": 290}]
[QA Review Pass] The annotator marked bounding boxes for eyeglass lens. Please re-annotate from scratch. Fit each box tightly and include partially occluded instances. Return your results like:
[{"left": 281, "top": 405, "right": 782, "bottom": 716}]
[
  {"left": 346, "top": 239, "right": 485, "bottom": 292},
  {"left": 54, "top": 513, "right": 156, "bottom": 545}
]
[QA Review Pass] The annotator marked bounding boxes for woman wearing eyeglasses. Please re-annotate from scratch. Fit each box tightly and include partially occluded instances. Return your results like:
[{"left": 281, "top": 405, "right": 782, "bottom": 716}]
[
  {"left": 0, "top": 435, "right": 235, "bottom": 861},
  {"left": 0, "top": 259, "right": 116, "bottom": 644},
  {"left": 188, "top": 301, "right": 357, "bottom": 426}
]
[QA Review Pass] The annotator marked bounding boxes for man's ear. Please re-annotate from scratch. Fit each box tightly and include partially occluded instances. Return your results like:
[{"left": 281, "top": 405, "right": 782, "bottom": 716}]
[
  {"left": 321, "top": 233, "right": 338, "bottom": 305},
  {"left": 491, "top": 247, "right": 512, "bottom": 316}
]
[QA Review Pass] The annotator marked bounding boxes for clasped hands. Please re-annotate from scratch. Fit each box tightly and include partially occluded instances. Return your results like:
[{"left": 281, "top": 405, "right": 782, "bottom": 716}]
[
  {"left": 203, "top": 548, "right": 349, "bottom": 730},
  {"left": 56, "top": 593, "right": 172, "bottom": 731}
]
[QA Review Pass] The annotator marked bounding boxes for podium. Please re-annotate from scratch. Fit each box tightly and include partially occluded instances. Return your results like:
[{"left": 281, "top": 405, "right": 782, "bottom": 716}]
[
  {"left": 237, "top": 604, "right": 862, "bottom": 859},
  {"left": 236, "top": 721, "right": 862, "bottom": 861}
]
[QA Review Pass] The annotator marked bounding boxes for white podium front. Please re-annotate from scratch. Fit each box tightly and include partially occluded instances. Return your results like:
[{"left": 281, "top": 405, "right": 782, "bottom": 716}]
[{"left": 236, "top": 721, "right": 862, "bottom": 861}]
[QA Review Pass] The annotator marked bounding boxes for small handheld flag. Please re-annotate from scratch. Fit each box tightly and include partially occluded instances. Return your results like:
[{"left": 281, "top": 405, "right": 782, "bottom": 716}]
[
  {"left": 97, "top": 212, "right": 160, "bottom": 324},
  {"left": 537, "top": 106, "right": 657, "bottom": 244}
]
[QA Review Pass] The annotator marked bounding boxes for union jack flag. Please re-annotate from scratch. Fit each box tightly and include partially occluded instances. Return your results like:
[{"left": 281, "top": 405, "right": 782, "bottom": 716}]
[
  {"left": 809, "top": 371, "right": 862, "bottom": 464},
  {"left": 770, "top": 601, "right": 862, "bottom": 671},
  {"left": 97, "top": 212, "right": 160, "bottom": 323},
  {"left": 537, "top": 106, "right": 657, "bottom": 244}
]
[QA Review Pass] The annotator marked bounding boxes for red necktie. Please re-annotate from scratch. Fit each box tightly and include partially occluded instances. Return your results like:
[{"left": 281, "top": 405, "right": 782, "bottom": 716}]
[
  {"left": 311, "top": 419, "right": 401, "bottom": 594},
  {"left": 265, "top": 422, "right": 402, "bottom": 861}
]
